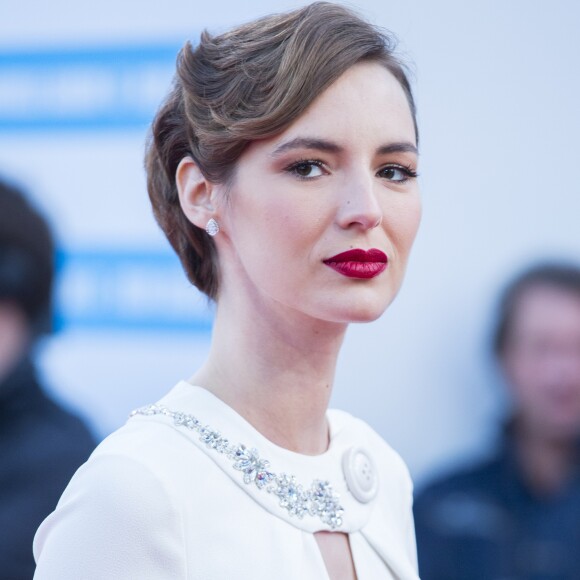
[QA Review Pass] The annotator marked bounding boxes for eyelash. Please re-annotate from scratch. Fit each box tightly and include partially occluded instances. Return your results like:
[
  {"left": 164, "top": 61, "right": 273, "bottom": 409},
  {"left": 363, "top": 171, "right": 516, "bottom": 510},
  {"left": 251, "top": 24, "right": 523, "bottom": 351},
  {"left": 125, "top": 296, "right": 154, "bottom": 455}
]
[
  {"left": 377, "top": 164, "right": 419, "bottom": 183},
  {"left": 284, "top": 159, "right": 327, "bottom": 180},
  {"left": 284, "top": 159, "right": 419, "bottom": 183}
]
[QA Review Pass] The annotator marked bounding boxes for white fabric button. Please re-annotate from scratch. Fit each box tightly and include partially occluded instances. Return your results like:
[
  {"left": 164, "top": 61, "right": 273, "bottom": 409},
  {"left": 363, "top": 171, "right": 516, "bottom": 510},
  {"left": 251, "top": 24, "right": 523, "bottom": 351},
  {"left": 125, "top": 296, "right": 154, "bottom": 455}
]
[{"left": 342, "top": 447, "right": 378, "bottom": 503}]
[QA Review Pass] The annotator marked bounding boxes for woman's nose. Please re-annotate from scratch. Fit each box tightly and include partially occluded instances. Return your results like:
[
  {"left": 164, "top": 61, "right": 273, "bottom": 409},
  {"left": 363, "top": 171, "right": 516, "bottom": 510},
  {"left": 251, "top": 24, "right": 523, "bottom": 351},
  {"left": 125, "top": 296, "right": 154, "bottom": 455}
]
[{"left": 335, "top": 177, "right": 382, "bottom": 231}]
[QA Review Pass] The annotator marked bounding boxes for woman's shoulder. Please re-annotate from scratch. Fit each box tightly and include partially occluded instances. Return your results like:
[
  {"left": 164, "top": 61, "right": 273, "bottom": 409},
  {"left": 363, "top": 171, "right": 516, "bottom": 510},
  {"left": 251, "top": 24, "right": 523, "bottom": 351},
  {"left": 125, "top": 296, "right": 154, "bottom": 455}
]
[
  {"left": 72, "top": 408, "right": 221, "bottom": 505},
  {"left": 33, "top": 389, "right": 225, "bottom": 579},
  {"left": 94, "top": 411, "right": 196, "bottom": 462},
  {"left": 33, "top": 421, "right": 189, "bottom": 578},
  {"left": 87, "top": 382, "right": 221, "bottom": 473}
]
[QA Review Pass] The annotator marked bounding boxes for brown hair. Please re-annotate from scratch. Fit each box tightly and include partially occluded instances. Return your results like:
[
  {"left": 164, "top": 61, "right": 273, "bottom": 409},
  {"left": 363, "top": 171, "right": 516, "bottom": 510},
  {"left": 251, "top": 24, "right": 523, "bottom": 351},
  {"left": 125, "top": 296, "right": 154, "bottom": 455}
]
[{"left": 146, "top": 1, "right": 417, "bottom": 299}]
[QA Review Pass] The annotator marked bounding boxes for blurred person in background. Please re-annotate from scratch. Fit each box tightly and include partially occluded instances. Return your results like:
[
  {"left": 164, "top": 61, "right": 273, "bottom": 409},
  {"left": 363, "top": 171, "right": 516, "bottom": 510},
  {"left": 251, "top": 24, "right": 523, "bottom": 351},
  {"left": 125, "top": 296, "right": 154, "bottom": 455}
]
[
  {"left": 414, "top": 263, "right": 580, "bottom": 579},
  {"left": 0, "top": 178, "right": 95, "bottom": 580}
]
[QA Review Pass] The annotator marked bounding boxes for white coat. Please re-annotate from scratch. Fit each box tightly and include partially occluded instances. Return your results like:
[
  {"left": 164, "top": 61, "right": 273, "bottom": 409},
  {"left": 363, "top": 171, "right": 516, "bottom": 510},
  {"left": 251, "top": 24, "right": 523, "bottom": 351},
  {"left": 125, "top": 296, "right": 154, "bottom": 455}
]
[{"left": 33, "top": 382, "right": 419, "bottom": 579}]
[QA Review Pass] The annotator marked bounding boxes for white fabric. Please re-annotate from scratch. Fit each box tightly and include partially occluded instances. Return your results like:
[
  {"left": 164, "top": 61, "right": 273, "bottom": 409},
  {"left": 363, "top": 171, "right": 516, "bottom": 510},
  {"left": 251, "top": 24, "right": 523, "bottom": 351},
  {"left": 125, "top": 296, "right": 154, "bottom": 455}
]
[{"left": 33, "top": 382, "right": 419, "bottom": 579}]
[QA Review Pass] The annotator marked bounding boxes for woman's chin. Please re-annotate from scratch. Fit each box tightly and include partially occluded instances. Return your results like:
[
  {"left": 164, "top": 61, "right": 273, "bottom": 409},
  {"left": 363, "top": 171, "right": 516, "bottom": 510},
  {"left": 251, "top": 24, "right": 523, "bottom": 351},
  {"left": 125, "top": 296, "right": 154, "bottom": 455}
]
[
  {"left": 347, "top": 309, "right": 386, "bottom": 324},
  {"left": 326, "top": 300, "right": 390, "bottom": 324}
]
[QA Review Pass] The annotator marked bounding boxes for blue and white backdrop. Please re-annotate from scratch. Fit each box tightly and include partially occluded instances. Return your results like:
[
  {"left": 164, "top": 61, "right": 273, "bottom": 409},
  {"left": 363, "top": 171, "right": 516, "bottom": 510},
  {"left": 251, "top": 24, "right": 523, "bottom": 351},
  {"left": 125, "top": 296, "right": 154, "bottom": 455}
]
[{"left": 1, "top": 0, "right": 579, "bottom": 487}]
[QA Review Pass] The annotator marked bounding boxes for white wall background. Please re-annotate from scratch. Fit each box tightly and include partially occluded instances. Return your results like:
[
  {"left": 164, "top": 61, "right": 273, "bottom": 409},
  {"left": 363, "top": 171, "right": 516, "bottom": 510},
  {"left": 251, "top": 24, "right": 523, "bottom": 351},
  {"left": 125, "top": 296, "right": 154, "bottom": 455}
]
[{"left": 1, "top": 0, "right": 579, "bottom": 488}]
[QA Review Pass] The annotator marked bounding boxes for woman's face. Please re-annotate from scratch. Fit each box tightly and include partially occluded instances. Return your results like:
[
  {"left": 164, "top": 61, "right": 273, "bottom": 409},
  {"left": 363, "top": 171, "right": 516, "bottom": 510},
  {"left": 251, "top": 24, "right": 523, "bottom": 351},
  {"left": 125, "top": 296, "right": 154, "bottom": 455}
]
[{"left": 216, "top": 61, "right": 421, "bottom": 324}]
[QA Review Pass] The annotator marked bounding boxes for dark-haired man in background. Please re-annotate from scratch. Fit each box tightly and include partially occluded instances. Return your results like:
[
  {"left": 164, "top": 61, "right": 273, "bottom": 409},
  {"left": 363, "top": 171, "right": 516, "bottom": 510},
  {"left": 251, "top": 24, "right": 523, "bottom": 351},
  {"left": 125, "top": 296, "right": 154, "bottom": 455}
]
[
  {"left": 414, "top": 263, "right": 580, "bottom": 580},
  {"left": 0, "top": 179, "right": 95, "bottom": 579}
]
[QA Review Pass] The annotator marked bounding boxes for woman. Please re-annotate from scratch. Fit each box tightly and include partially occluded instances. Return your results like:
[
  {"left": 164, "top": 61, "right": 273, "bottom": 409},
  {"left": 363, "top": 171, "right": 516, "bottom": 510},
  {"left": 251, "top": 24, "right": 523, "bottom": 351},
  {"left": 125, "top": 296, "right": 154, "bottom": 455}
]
[{"left": 33, "top": 2, "right": 422, "bottom": 578}]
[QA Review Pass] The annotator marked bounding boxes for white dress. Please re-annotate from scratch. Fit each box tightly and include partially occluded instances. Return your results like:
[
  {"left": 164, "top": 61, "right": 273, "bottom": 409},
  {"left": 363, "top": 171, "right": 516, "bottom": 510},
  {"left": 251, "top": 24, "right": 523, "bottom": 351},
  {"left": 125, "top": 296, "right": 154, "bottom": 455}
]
[{"left": 33, "top": 381, "right": 419, "bottom": 579}]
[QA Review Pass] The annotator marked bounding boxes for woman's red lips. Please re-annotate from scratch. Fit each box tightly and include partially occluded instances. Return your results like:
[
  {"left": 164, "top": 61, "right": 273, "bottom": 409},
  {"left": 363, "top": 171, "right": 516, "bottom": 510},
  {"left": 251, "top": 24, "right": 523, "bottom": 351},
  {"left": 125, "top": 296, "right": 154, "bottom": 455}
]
[{"left": 323, "top": 249, "right": 388, "bottom": 279}]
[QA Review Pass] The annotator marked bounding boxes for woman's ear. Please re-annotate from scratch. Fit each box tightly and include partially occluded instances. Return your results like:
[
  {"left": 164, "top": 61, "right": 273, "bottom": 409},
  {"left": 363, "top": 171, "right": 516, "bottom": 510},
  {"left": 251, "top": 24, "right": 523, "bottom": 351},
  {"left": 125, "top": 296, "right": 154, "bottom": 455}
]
[{"left": 176, "top": 157, "right": 217, "bottom": 229}]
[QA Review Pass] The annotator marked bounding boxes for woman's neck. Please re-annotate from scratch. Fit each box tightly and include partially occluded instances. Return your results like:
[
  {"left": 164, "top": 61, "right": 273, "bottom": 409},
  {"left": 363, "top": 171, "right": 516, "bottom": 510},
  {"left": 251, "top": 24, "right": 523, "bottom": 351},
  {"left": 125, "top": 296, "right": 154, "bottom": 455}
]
[{"left": 189, "top": 293, "right": 347, "bottom": 456}]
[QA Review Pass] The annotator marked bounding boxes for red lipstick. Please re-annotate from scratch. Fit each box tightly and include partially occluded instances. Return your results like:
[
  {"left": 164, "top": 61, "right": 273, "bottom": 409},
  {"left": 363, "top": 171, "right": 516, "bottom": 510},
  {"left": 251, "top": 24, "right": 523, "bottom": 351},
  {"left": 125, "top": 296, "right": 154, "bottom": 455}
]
[{"left": 323, "top": 249, "right": 388, "bottom": 279}]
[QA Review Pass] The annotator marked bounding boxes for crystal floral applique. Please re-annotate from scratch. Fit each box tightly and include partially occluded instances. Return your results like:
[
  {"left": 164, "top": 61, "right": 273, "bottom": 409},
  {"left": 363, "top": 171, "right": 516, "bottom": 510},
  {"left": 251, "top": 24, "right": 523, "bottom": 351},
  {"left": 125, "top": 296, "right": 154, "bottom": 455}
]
[{"left": 130, "top": 404, "right": 344, "bottom": 529}]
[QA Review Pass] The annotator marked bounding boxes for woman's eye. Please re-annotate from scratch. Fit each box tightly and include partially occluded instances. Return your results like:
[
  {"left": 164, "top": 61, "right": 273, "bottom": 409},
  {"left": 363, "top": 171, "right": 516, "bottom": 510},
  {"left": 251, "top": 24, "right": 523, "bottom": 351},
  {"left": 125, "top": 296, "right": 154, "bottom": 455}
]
[
  {"left": 378, "top": 165, "right": 417, "bottom": 183},
  {"left": 287, "top": 160, "right": 325, "bottom": 179}
]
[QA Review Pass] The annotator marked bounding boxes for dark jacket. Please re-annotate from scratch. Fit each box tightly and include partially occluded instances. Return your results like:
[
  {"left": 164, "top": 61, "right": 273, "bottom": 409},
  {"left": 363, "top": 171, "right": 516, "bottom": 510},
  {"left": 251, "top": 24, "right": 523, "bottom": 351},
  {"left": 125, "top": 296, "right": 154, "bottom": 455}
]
[
  {"left": 0, "top": 358, "right": 96, "bottom": 580},
  {"left": 414, "top": 430, "right": 580, "bottom": 580}
]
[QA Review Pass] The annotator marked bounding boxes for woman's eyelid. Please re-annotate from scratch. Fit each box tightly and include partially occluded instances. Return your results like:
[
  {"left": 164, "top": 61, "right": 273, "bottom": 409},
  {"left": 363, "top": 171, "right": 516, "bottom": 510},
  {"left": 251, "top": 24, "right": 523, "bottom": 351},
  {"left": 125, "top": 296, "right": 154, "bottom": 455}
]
[
  {"left": 284, "top": 158, "right": 331, "bottom": 177},
  {"left": 377, "top": 161, "right": 418, "bottom": 178},
  {"left": 374, "top": 165, "right": 419, "bottom": 186},
  {"left": 378, "top": 154, "right": 417, "bottom": 167}
]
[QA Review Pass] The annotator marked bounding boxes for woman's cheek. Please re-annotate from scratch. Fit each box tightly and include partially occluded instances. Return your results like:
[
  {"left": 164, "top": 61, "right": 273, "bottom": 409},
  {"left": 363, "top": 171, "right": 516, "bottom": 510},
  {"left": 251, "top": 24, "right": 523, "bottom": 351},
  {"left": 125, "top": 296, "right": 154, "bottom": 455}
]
[
  {"left": 267, "top": 198, "right": 325, "bottom": 240},
  {"left": 399, "top": 195, "right": 422, "bottom": 244}
]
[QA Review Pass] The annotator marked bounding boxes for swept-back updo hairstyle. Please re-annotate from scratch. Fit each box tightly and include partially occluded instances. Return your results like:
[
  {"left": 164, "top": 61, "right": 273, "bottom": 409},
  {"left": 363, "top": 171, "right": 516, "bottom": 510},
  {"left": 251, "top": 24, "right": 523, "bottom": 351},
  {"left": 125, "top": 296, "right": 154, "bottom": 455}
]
[{"left": 146, "top": 1, "right": 417, "bottom": 299}]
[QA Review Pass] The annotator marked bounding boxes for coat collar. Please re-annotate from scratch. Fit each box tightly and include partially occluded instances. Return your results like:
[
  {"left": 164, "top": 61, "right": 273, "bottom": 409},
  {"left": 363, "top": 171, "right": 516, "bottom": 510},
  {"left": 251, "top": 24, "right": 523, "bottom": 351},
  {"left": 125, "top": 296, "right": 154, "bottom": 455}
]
[{"left": 131, "top": 381, "right": 378, "bottom": 533}]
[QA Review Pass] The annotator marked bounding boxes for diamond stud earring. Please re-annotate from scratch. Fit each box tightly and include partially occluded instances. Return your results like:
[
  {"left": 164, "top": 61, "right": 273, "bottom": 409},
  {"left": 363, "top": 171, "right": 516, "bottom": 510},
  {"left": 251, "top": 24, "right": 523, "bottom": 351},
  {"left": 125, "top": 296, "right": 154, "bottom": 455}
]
[{"left": 205, "top": 218, "right": 220, "bottom": 236}]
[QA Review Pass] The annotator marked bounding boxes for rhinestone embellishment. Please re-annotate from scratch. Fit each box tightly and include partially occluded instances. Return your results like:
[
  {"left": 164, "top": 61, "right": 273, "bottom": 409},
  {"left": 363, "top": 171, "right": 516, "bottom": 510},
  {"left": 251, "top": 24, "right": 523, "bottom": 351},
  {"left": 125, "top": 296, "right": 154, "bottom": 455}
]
[{"left": 130, "top": 404, "right": 344, "bottom": 529}]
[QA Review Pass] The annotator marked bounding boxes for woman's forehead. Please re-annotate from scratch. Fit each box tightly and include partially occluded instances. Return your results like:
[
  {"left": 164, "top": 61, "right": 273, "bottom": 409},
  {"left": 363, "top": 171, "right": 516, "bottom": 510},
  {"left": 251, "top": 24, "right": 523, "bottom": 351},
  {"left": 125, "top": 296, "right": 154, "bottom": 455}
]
[{"left": 259, "top": 64, "right": 416, "bottom": 155}]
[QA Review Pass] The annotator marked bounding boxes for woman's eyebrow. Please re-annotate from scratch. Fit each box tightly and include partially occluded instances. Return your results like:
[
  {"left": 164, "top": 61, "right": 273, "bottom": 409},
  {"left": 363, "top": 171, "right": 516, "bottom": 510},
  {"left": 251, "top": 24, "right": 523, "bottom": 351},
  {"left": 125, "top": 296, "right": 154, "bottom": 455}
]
[
  {"left": 270, "top": 137, "right": 418, "bottom": 158},
  {"left": 270, "top": 137, "right": 343, "bottom": 157},
  {"left": 376, "top": 142, "right": 418, "bottom": 156}
]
